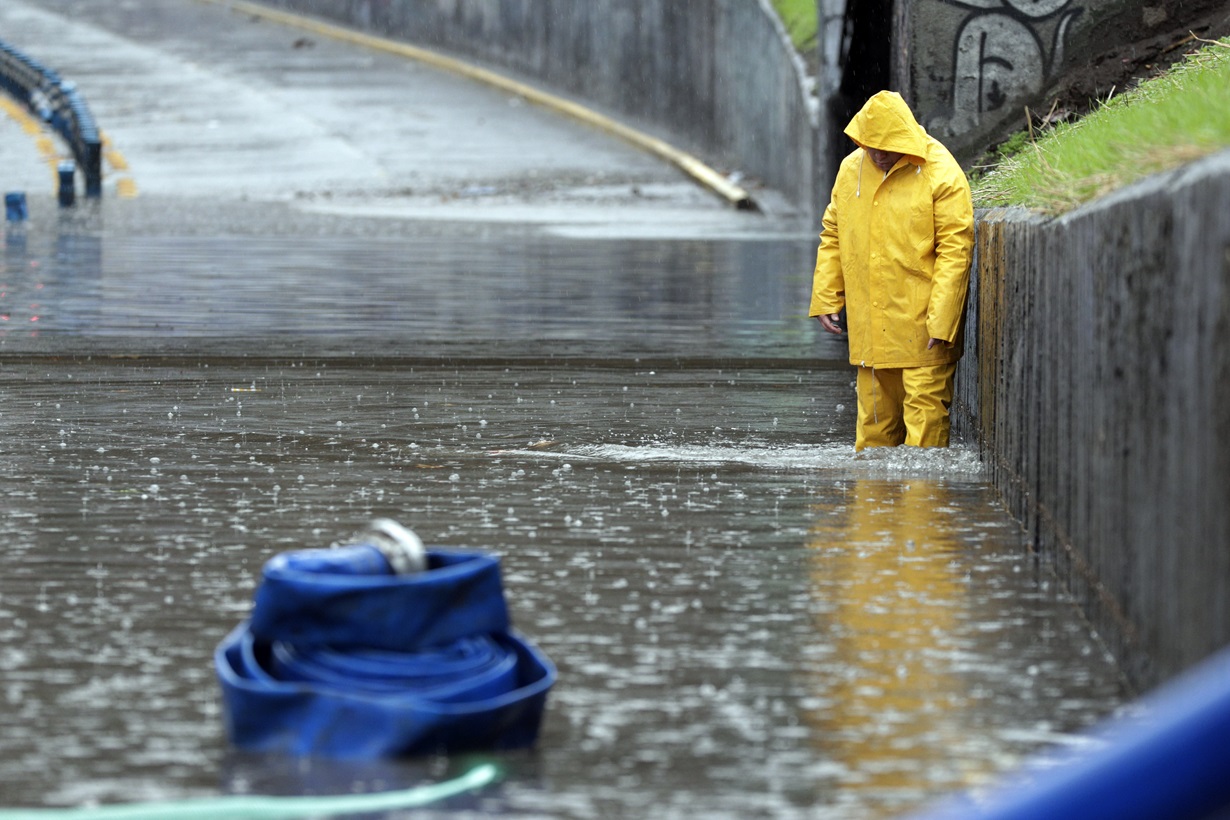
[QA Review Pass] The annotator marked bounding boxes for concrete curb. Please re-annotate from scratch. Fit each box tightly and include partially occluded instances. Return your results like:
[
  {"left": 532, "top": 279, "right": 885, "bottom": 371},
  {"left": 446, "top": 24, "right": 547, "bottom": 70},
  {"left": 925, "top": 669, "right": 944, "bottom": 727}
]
[{"left": 197, "top": 0, "right": 758, "bottom": 211}]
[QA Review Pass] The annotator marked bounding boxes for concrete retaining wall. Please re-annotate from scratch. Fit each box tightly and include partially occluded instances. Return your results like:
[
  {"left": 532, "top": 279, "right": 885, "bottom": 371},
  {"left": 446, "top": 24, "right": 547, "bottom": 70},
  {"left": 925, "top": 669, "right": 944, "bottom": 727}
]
[
  {"left": 250, "top": 0, "right": 819, "bottom": 211},
  {"left": 954, "top": 151, "right": 1230, "bottom": 689}
]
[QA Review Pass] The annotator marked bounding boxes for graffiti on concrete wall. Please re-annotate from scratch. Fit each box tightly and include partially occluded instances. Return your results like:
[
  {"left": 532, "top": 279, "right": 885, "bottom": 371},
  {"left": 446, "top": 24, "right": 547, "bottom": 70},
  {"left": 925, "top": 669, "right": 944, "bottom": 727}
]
[{"left": 939, "top": 0, "right": 1083, "bottom": 131}]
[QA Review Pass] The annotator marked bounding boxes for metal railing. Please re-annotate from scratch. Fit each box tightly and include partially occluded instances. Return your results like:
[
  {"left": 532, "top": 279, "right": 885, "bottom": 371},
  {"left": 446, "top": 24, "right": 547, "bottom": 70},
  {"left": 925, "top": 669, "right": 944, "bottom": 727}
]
[{"left": 0, "top": 38, "right": 102, "bottom": 197}]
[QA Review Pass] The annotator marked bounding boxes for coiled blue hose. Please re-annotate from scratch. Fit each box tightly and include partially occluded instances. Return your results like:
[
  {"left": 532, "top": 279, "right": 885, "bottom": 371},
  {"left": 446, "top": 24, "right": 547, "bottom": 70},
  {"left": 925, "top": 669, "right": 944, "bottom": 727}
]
[{"left": 216, "top": 528, "right": 556, "bottom": 758}]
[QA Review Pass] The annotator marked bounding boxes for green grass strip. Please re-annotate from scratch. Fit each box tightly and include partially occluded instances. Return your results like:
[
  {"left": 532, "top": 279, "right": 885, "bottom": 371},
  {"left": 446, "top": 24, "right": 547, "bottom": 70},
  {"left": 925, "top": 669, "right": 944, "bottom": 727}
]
[
  {"left": 0, "top": 763, "right": 498, "bottom": 820},
  {"left": 771, "top": 0, "right": 817, "bottom": 53},
  {"left": 973, "top": 37, "right": 1230, "bottom": 214}
]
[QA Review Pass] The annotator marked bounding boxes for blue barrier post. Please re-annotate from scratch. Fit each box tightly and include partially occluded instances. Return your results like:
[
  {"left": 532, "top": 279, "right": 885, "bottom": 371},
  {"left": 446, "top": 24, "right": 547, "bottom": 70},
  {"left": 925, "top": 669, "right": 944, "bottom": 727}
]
[
  {"left": 4, "top": 192, "right": 27, "bottom": 222},
  {"left": 83, "top": 138, "right": 102, "bottom": 197},
  {"left": 57, "top": 161, "right": 75, "bottom": 206}
]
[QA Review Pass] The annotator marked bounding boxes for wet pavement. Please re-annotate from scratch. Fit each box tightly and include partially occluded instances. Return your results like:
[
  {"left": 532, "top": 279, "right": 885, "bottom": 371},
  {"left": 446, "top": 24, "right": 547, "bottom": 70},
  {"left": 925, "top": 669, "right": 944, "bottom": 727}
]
[
  {"left": 0, "top": 1, "right": 1127, "bottom": 818},
  {"left": 1, "top": 0, "right": 798, "bottom": 238}
]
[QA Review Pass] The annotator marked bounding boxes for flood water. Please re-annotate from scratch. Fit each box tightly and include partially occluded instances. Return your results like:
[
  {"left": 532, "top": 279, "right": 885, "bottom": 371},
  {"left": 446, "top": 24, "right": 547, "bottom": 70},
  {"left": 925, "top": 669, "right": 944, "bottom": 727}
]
[{"left": 0, "top": 213, "right": 1126, "bottom": 819}]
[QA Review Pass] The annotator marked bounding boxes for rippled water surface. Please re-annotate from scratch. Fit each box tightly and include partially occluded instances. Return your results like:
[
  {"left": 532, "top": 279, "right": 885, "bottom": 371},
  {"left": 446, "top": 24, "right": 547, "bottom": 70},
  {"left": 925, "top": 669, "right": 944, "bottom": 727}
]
[{"left": 0, "top": 224, "right": 1125, "bottom": 818}]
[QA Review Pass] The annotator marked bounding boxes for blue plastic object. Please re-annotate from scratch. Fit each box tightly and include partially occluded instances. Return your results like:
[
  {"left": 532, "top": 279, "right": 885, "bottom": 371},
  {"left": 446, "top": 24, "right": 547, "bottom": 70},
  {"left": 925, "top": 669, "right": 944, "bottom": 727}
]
[
  {"left": 215, "top": 528, "right": 555, "bottom": 759},
  {"left": 906, "top": 643, "right": 1230, "bottom": 820}
]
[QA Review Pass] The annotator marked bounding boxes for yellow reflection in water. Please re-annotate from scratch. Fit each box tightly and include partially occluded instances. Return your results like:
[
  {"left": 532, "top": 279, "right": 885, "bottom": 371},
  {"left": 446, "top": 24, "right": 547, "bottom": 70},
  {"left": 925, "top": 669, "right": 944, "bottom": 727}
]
[{"left": 805, "top": 479, "right": 991, "bottom": 816}]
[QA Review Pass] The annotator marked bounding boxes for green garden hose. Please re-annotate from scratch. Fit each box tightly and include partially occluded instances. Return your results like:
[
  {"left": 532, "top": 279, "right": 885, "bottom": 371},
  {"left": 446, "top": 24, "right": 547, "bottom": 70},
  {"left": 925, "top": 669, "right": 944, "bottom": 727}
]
[{"left": 0, "top": 762, "right": 498, "bottom": 819}]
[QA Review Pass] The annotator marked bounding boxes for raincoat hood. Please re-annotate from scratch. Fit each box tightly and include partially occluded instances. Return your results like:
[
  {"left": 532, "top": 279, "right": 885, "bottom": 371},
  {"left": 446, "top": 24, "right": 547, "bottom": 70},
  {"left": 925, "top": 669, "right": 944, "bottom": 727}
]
[{"left": 844, "top": 91, "right": 928, "bottom": 163}]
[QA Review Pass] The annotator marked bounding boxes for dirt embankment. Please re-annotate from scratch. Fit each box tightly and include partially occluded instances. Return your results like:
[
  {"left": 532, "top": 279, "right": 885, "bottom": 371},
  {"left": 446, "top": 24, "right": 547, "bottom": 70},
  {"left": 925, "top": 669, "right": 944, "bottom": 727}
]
[{"left": 1000, "top": 4, "right": 1230, "bottom": 151}]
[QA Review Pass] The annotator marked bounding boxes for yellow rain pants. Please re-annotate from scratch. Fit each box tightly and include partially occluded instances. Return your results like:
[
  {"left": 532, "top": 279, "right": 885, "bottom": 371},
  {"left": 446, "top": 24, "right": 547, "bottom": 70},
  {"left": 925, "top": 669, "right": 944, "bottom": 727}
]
[{"left": 855, "top": 363, "right": 956, "bottom": 451}]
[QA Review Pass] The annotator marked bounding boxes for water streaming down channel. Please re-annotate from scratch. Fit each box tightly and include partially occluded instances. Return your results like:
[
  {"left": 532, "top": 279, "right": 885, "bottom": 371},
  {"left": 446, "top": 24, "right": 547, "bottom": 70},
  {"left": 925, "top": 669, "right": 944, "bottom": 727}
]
[{"left": 0, "top": 220, "right": 1126, "bottom": 818}]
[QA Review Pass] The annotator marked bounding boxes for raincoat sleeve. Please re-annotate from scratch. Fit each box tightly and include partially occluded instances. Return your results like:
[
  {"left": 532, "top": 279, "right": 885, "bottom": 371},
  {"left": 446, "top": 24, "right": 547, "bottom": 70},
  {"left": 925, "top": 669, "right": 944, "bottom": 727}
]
[
  {"left": 809, "top": 196, "right": 844, "bottom": 317},
  {"left": 925, "top": 166, "right": 974, "bottom": 343}
]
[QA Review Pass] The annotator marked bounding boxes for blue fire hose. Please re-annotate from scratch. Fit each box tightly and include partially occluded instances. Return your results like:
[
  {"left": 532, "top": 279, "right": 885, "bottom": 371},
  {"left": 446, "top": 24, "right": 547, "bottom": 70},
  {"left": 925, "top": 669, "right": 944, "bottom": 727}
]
[{"left": 215, "top": 520, "right": 556, "bottom": 758}]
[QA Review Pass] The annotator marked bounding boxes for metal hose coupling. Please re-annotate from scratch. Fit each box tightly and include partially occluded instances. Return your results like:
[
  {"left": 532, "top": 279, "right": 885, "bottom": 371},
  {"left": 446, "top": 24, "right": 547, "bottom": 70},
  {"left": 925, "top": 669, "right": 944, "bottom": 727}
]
[{"left": 360, "top": 518, "right": 428, "bottom": 575}]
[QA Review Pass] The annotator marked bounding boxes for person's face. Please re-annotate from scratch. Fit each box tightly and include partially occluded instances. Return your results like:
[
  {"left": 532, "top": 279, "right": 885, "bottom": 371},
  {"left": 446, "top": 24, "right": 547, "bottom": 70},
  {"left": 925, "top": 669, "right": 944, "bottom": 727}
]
[{"left": 867, "top": 148, "right": 903, "bottom": 173}]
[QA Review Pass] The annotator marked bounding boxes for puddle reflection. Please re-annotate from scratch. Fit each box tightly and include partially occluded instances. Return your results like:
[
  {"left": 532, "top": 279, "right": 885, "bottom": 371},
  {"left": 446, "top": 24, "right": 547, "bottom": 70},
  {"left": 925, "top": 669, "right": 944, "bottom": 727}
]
[{"left": 805, "top": 479, "right": 1121, "bottom": 818}]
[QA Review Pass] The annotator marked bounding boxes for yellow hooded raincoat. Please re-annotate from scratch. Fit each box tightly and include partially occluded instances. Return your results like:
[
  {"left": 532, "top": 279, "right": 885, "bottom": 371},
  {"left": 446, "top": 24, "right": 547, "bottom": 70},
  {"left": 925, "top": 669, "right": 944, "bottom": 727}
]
[{"left": 810, "top": 91, "right": 973, "bottom": 370}]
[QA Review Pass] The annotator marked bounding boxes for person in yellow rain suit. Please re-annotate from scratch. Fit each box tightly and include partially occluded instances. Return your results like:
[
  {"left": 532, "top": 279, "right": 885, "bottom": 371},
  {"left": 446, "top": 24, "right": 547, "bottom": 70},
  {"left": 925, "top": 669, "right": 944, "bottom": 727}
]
[{"left": 810, "top": 90, "right": 974, "bottom": 451}]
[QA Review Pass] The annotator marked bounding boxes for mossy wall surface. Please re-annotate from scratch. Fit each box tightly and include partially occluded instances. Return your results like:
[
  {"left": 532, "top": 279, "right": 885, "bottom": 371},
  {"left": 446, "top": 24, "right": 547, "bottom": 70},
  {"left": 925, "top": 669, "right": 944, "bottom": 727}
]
[{"left": 955, "top": 150, "right": 1230, "bottom": 689}]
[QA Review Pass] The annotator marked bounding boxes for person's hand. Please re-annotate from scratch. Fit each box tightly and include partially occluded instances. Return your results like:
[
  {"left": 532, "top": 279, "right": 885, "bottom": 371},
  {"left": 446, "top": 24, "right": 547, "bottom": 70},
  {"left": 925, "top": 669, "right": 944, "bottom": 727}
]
[
  {"left": 816, "top": 314, "right": 843, "bottom": 335},
  {"left": 927, "top": 338, "right": 952, "bottom": 350}
]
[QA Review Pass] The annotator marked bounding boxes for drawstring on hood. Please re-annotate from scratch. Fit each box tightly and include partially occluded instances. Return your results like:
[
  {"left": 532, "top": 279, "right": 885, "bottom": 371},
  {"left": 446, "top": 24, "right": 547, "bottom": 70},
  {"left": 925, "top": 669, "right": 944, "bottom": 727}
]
[{"left": 871, "top": 367, "right": 878, "bottom": 424}]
